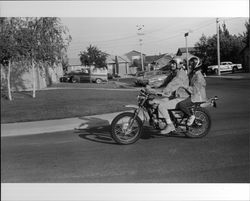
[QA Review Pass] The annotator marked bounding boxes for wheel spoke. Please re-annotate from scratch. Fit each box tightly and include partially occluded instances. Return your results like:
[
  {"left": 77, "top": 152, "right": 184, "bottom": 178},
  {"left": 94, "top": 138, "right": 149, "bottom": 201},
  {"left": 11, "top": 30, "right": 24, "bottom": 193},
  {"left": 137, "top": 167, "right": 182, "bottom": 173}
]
[
  {"left": 187, "top": 110, "right": 210, "bottom": 137},
  {"left": 112, "top": 114, "right": 141, "bottom": 144}
]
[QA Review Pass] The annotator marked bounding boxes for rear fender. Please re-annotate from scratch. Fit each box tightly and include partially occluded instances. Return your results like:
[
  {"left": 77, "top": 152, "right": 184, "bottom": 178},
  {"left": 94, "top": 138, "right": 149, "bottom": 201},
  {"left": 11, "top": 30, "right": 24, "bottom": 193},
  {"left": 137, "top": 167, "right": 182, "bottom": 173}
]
[{"left": 201, "top": 96, "right": 218, "bottom": 108}]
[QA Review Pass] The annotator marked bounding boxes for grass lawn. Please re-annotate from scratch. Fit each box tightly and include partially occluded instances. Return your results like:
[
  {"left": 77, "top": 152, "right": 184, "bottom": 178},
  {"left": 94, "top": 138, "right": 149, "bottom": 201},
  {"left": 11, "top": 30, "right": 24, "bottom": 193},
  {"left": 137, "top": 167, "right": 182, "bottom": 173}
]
[
  {"left": 51, "top": 77, "right": 137, "bottom": 89},
  {"left": 1, "top": 88, "right": 138, "bottom": 123}
]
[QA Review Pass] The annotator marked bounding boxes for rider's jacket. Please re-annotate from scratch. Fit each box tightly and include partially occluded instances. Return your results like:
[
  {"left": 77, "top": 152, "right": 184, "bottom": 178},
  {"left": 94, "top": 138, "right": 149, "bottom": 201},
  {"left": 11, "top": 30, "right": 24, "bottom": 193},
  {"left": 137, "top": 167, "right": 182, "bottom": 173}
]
[
  {"left": 162, "top": 68, "right": 189, "bottom": 98},
  {"left": 188, "top": 70, "right": 207, "bottom": 102}
]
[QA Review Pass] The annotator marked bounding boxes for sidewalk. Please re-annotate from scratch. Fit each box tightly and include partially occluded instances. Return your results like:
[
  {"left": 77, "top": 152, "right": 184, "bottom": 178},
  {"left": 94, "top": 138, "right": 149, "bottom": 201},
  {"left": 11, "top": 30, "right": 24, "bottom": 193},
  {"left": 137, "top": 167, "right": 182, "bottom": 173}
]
[{"left": 1, "top": 111, "right": 131, "bottom": 137}]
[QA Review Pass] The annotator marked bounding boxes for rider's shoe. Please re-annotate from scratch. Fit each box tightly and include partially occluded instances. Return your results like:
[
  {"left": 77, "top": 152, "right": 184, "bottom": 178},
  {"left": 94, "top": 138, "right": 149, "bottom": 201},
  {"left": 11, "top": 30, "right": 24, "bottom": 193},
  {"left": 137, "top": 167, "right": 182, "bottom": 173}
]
[
  {"left": 160, "top": 123, "right": 175, "bottom": 135},
  {"left": 187, "top": 115, "right": 195, "bottom": 126}
]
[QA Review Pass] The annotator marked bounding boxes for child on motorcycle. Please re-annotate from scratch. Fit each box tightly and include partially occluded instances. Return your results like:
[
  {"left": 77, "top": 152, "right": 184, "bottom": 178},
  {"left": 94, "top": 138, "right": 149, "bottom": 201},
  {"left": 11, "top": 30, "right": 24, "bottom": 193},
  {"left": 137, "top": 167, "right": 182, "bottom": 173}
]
[
  {"left": 146, "top": 57, "right": 189, "bottom": 134},
  {"left": 177, "top": 56, "right": 207, "bottom": 126}
]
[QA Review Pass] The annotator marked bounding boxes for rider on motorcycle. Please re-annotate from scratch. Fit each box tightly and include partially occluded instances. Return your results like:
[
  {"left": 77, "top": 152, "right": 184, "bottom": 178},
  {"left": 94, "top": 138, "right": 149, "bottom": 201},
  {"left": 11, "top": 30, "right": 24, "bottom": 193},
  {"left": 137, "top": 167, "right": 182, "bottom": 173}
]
[
  {"left": 177, "top": 56, "right": 207, "bottom": 126},
  {"left": 146, "top": 56, "right": 189, "bottom": 134}
]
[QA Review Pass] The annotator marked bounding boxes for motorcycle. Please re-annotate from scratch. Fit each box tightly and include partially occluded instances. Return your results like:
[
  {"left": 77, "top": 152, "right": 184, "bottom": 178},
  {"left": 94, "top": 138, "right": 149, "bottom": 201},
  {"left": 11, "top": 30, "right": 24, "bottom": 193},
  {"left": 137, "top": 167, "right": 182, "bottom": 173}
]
[{"left": 111, "top": 88, "right": 218, "bottom": 145}]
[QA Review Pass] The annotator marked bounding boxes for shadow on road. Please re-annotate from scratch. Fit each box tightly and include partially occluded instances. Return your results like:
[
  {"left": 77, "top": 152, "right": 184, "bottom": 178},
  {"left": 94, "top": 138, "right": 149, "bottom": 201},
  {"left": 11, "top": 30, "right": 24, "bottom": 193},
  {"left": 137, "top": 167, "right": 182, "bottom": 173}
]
[
  {"left": 141, "top": 126, "right": 186, "bottom": 139},
  {"left": 74, "top": 117, "right": 185, "bottom": 144},
  {"left": 74, "top": 117, "right": 116, "bottom": 145},
  {"left": 77, "top": 125, "right": 117, "bottom": 145}
]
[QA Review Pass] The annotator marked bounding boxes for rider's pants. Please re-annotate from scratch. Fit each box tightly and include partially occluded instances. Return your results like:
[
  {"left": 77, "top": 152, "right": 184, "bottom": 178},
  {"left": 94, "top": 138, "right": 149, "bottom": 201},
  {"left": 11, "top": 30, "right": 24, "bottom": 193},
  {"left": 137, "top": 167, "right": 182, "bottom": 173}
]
[
  {"left": 176, "top": 97, "right": 194, "bottom": 116},
  {"left": 154, "top": 98, "right": 185, "bottom": 123}
]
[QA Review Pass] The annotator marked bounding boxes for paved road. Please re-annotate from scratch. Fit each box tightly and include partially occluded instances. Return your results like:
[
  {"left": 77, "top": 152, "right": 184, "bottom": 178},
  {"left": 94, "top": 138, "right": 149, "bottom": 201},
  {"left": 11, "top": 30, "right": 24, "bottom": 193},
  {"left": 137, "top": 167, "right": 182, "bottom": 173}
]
[{"left": 1, "top": 78, "right": 250, "bottom": 182}]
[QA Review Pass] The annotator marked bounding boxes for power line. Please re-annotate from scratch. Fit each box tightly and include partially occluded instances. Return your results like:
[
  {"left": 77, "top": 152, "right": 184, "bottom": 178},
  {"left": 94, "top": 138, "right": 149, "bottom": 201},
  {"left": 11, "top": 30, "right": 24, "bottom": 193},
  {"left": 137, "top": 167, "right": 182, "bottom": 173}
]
[
  {"left": 69, "top": 19, "right": 216, "bottom": 47},
  {"left": 66, "top": 18, "right": 243, "bottom": 54}
]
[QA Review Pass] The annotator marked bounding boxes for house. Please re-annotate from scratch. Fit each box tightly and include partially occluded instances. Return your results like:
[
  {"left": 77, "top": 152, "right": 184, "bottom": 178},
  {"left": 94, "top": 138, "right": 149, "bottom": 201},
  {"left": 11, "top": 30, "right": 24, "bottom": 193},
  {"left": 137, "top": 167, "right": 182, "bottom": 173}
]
[
  {"left": 106, "top": 55, "right": 130, "bottom": 77},
  {"left": 151, "top": 53, "right": 174, "bottom": 70},
  {"left": 124, "top": 50, "right": 146, "bottom": 73},
  {"left": 179, "top": 52, "right": 196, "bottom": 61},
  {"left": 124, "top": 50, "right": 146, "bottom": 63},
  {"left": 145, "top": 54, "right": 166, "bottom": 65},
  {"left": 67, "top": 58, "right": 83, "bottom": 72},
  {"left": 176, "top": 47, "right": 198, "bottom": 56},
  {"left": 240, "top": 46, "right": 250, "bottom": 72},
  {"left": 145, "top": 54, "right": 166, "bottom": 70}
]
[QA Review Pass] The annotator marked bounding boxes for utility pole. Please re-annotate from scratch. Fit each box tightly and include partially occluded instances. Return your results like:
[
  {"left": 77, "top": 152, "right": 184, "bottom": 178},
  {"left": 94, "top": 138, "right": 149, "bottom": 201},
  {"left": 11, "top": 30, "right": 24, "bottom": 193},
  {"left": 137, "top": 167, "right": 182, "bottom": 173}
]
[
  {"left": 137, "top": 25, "right": 145, "bottom": 71},
  {"left": 216, "top": 18, "right": 221, "bottom": 76},
  {"left": 184, "top": 32, "right": 189, "bottom": 73}
]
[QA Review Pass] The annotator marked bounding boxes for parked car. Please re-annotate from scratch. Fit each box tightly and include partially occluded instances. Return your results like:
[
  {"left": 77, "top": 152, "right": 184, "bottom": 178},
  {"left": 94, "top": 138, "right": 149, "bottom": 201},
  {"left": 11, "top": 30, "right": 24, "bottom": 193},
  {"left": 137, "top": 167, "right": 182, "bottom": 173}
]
[
  {"left": 207, "top": 61, "right": 242, "bottom": 74},
  {"left": 108, "top": 73, "right": 113, "bottom": 80},
  {"left": 134, "top": 70, "right": 169, "bottom": 87},
  {"left": 60, "top": 68, "right": 108, "bottom": 84},
  {"left": 59, "top": 73, "right": 71, "bottom": 82}
]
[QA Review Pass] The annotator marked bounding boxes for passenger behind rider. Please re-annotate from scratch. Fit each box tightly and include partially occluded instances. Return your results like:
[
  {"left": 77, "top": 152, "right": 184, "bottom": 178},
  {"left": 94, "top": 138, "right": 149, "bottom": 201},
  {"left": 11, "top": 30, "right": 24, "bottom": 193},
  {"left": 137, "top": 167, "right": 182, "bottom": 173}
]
[
  {"left": 177, "top": 56, "right": 207, "bottom": 126},
  {"left": 145, "top": 57, "right": 189, "bottom": 134}
]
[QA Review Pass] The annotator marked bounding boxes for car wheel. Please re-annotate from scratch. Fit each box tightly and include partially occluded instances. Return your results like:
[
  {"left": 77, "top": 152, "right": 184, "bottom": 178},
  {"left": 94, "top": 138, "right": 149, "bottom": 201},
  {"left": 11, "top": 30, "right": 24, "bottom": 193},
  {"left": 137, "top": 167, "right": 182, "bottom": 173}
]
[
  {"left": 232, "top": 67, "right": 237, "bottom": 74},
  {"left": 96, "top": 78, "right": 102, "bottom": 84},
  {"left": 214, "top": 69, "right": 219, "bottom": 75},
  {"left": 71, "top": 77, "right": 78, "bottom": 83}
]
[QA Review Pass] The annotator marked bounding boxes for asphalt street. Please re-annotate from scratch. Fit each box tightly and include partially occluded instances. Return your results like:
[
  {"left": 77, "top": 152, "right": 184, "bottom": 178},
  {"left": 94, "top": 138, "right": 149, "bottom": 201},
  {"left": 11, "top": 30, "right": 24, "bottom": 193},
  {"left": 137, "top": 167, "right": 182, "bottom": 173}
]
[{"left": 1, "top": 78, "right": 250, "bottom": 182}]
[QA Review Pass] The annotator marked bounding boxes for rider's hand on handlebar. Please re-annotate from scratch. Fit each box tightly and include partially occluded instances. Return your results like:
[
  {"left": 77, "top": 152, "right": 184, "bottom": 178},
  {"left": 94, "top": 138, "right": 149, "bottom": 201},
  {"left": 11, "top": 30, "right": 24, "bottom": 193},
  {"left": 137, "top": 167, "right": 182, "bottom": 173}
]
[
  {"left": 157, "top": 92, "right": 170, "bottom": 97},
  {"left": 145, "top": 85, "right": 155, "bottom": 94},
  {"left": 145, "top": 85, "right": 151, "bottom": 90}
]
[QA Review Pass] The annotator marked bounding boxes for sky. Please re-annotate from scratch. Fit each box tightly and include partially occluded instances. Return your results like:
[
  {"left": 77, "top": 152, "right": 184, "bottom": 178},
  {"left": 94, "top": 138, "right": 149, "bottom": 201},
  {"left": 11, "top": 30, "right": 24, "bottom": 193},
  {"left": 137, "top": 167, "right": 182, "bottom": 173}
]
[
  {"left": 1, "top": 1, "right": 248, "bottom": 59},
  {"left": 61, "top": 17, "right": 248, "bottom": 59}
]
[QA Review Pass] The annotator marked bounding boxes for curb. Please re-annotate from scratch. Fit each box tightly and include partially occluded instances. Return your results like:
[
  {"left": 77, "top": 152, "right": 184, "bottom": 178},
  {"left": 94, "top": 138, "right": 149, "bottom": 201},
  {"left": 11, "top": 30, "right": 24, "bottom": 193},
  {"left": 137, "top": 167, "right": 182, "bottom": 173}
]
[
  {"left": 1, "top": 111, "right": 131, "bottom": 137},
  {"left": 42, "top": 87, "right": 141, "bottom": 92},
  {"left": 206, "top": 74, "right": 250, "bottom": 80}
]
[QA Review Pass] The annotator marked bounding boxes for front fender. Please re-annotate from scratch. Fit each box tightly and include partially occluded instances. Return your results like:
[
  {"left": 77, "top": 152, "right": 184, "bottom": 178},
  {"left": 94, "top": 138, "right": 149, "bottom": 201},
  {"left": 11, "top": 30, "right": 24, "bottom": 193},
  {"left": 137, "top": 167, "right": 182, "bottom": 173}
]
[
  {"left": 124, "top": 105, "right": 149, "bottom": 121},
  {"left": 125, "top": 104, "right": 139, "bottom": 109}
]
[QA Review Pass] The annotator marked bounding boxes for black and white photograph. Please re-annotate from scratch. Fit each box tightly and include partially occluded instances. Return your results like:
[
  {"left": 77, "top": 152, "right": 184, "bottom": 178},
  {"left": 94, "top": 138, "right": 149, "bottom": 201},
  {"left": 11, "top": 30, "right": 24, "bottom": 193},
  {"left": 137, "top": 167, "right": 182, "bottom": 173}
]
[{"left": 1, "top": 0, "right": 249, "bottom": 201}]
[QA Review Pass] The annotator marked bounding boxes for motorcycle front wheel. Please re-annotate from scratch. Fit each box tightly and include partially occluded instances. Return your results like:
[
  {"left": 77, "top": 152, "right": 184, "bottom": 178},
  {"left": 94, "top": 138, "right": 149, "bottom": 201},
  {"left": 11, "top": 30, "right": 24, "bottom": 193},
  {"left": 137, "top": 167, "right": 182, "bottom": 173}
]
[
  {"left": 111, "top": 112, "right": 143, "bottom": 145},
  {"left": 185, "top": 107, "right": 211, "bottom": 138}
]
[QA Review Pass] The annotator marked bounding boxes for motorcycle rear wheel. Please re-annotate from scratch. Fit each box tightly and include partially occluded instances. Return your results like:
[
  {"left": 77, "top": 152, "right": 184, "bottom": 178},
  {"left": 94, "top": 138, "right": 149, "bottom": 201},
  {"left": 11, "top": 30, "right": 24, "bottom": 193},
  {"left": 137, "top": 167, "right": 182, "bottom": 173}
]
[
  {"left": 185, "top": 107, "right": 211, "bottom": 138},
  {"left": 111, "top": 112, "right": 143, "bottom": 145}
]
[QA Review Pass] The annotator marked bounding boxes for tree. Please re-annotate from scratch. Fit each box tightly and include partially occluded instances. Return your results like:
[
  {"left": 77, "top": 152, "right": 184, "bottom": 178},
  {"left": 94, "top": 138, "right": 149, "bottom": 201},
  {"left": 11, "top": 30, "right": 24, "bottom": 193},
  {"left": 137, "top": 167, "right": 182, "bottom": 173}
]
[
  {"left": 0, "top": 18, "right": 25, "bottom": 100},
  {"left": 79, "top": 45, "right": 107, "bottom": 68},
  {"left": 0, "top": 17, "right": 71, "bottom": 100},
  {"left": 194, "top": 34, "right": 210, "bottom": 72},
  {"left": 195, "top": 22, "right": 245, "bottom": 72},
  {"left": 23, "top": 18, "right": 71, "bottom": 98},
  {"left": 242, "top": 19, "right": 249, "bottom": 47}
]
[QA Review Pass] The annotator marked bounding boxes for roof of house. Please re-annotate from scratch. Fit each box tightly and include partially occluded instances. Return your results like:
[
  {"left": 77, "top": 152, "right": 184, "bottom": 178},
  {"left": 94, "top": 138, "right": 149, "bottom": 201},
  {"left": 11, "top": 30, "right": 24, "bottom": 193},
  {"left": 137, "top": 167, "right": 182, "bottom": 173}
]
[
  {"left": 154, "top": 54, "right": 174, "bottom": 68},
  {"left": 125, "top": 50, "right": 146, "bottom": 56},
  {"left": 68, "top": 58, "right": 82, "bottom": 66},
  {"left": 179, "top": 52, "right": 196, "bottom": 60},
  {"left": 145, "top": 54, "right": 166, "bottom": 64},
  {"left": 106, "top": 55, "right": 129, "bottom": 64},
  {"left": 177, "top": 47, "right": 197, "bottom": 55},
  {"left": 121, "top": 55, "right": 131, "bottom": 62}
]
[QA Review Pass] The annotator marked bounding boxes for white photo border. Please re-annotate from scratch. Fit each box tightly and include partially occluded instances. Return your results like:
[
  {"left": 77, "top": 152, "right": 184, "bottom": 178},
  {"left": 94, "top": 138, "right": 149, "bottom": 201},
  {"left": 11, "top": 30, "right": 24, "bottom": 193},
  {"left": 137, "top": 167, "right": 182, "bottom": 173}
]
[{"left": 1, "top": 0, "right": 249, "bottom": 201}]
